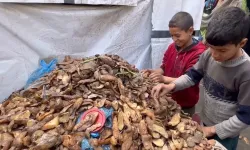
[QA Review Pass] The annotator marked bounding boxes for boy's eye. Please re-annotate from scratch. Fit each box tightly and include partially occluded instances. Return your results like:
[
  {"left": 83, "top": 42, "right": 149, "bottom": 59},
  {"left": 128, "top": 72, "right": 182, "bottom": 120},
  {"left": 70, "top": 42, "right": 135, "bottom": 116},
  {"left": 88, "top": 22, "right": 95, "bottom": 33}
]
[{"left": 171, "top": 34, "right": 180, "bottom": 38}]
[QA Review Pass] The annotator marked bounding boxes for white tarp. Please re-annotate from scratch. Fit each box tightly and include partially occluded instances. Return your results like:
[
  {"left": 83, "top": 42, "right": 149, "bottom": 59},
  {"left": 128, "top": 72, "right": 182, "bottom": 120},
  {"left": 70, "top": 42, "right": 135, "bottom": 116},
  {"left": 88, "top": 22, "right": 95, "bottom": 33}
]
[
  {"left": 151, "top": 0, "right": 205, "bottom": 68},
  {"left": 0, "top": 0, "right": 152, "bottom": 101},
  {"left": 0, "top": 0, "right": 138, "bottom": 6}
]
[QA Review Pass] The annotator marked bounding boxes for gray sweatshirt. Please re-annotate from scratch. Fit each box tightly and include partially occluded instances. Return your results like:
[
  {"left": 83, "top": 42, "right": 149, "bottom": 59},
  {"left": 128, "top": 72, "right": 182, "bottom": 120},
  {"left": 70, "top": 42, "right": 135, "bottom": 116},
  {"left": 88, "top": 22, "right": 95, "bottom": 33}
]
[{"left": 173, "top": 49, "right": 250, "bottom": 139}]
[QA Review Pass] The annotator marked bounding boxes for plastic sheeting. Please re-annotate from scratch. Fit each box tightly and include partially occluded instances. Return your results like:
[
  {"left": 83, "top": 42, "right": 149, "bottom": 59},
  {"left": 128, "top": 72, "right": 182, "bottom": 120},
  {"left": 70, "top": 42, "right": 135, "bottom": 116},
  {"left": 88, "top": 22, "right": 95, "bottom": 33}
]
[
  {"left": 0, "top": 0, "right": 153, "bottom": 101},
  {"left": 151, "top": 0, "right": 205, "bottom": 68},
  {"left": 0, "top": 0, "right": 138, "bottom": 6}
]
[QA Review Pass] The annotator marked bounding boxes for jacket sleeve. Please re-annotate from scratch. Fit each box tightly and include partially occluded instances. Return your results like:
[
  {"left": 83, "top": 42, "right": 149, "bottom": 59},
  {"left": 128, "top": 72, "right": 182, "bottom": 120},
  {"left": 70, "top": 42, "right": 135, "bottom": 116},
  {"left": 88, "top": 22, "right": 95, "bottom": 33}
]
[
  {"left": 215, "top": 80, "right": 250, "bottom": 139},
  {"left": 184, "top": 49, "right": 206, "bottom": 72},
  {"left": 173, "top": 50, "right": 209, "bottom": 91},
  {"left": 160, "top": 44, "right": 173, "bottom": 72}
]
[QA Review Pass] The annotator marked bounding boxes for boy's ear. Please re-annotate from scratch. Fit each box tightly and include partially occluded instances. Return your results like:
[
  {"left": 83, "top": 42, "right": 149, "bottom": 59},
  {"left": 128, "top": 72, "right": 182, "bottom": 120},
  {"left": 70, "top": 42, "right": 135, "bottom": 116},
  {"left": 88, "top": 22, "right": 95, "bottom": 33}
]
[
  {"left": 239, "top": 38, "right": 248, "bottom": 48},
  {"left": 188, "top": 26, "right": 194, "bottom": 35}
]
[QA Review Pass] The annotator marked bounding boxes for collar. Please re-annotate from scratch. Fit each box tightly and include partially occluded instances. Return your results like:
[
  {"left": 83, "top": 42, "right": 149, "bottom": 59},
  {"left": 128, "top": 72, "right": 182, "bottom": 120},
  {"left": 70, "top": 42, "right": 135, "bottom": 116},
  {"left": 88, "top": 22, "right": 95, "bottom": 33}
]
[
  {"left": 216, "top": 49, "right": 250, "bottom": 67},
  {"left": 175, "top": 38, "right": 199, "bottom": 52}
]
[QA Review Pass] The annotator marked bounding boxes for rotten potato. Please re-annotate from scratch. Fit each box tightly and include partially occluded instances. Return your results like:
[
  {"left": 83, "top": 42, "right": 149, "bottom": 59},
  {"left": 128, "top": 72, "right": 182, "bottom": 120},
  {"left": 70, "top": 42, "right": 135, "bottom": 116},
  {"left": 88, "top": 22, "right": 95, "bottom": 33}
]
[{"left": 0, "top": 55, "right": 217, "bottom": 149}]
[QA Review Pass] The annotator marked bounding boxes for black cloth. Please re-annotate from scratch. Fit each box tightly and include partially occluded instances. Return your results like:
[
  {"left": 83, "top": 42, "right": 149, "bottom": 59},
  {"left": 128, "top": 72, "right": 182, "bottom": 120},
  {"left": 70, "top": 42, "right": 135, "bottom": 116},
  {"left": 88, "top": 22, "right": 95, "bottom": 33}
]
[
  {"left": 244, "top": 27, "right": 250, "bottom": 55},
  {"left": 244, "top": 2, "right": 250, "bottom": 55}
]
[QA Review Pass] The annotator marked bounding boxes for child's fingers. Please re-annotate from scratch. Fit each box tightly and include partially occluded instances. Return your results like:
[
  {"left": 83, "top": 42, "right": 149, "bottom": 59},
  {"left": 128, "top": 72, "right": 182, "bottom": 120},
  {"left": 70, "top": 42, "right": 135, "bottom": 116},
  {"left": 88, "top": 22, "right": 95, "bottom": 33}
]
[
  {"left": 149, "top": 74, "right": 161, "bottom": 81},
  {"left": 151, "top": 76, "right": 160, "bottom": 82},
  {"left": 140, "top": 70, "right": 147, "bottom": 74},
  {"left": 151, "top": 86, "right": 157, "bottom": 98},
  {"left": 156, "top": 84, "right": 164, "bottom": 98},
  {"left": 159, "top": 84, "right": 172, "bottom": 97},
  {"left": 155, "top": 88, "right": 160, "bottom": 99},
  {"left": 141, "top": 69, "right": 148, "bottom": 72},
  {"left": 149, "top": 74, "right": 155, "bottom": 79},
  {"left": 141, "top": 69, "right": 151, "bottom": 74},
  {"left": 152, "top": 85, "right": 161, "bottom": 98},
  {"left": 160, "top": 88, "right": 168, "bottom": 97},
  {"left": 149, "top": 72, "right": 160, "bottom": 78}
]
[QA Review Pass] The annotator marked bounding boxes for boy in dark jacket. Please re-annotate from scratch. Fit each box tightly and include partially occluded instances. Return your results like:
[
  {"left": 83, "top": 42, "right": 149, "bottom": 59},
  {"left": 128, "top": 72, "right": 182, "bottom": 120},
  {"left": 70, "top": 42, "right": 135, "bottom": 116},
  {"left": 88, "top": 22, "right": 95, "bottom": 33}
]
[
  {"left": 152, "top": 7, "right": 250, "bottom": 150},
  {"left": 143, "top": 12, "right": 206, "bottom": 115}
]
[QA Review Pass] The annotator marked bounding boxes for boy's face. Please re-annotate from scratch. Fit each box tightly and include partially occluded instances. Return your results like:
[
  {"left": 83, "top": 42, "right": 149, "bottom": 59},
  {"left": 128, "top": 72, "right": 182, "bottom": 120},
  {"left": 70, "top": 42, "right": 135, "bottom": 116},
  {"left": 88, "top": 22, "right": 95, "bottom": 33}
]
[
  {"left": 208, "top": 39, "right": 247, "bottom": 62},
  {"left": 169, "top": 27, "right": 193, "bottom": 48}
]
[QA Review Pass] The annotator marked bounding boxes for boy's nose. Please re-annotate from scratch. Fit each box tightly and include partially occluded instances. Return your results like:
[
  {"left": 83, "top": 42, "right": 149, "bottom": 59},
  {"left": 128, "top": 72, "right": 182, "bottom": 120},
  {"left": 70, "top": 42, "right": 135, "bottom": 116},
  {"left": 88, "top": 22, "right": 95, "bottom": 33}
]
[
  {"left": 172, "top": 37, "right": 177, "bottom": 42},
  {"left": 211, "top": 51, "right": 220, "bottom": 59}
]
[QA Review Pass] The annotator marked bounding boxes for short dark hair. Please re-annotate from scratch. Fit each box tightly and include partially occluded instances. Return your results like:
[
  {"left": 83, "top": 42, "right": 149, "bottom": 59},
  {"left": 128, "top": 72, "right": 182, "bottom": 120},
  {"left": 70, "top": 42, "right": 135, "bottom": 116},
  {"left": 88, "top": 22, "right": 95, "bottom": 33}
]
[
  {"left": 169, "top": 12, "right": 194, "bottom": 31},
  {"left": 206, "top": 7, "right": 250, "bottom": 46}
]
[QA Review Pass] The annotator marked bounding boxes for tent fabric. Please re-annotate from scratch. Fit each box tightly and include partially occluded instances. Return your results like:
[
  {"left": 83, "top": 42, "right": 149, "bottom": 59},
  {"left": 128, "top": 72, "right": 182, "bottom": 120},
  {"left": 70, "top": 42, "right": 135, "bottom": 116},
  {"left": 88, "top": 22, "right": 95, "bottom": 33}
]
[
  {"left": 0, "top": 0, "right": 205, "bottom": 101},
  {"left": 0, "top": 0, "right": 138, "bottom": 6},
  {"left": 0, "top": 0, "right": 152, "bottom": 101},
  {"left": 151, "top": 0, "right": 205, "bottom": 69}
]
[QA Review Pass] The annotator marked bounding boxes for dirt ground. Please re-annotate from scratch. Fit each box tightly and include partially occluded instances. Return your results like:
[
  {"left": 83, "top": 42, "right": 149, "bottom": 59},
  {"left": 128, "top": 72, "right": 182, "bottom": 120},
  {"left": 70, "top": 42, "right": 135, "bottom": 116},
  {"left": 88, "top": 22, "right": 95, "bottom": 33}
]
[{"left": 196, "top": 85, "right": 250, "bottom": 150}]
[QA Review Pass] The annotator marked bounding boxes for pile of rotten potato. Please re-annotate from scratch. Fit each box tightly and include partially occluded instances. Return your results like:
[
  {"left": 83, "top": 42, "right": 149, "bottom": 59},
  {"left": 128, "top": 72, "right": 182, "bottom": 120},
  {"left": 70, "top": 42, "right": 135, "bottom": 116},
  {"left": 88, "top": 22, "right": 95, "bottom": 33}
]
[{"left": 0, "top": 55, "right": 217, "bottom": 150}]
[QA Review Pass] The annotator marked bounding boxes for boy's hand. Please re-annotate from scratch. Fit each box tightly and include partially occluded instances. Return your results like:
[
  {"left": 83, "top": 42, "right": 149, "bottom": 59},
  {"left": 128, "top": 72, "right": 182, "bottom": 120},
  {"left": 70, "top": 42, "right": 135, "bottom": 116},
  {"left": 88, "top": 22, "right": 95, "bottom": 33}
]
[
  {"left": 202, "top": 126, "right": 216, "bottom": 138},
  {"left": 149, "top": 72, "right": 164, "bottom": 83},
  {"left": 151, "top": 83, "right": 175, "bottom": 98},
  {"left": 141, "top": 69, "right": 153, "bottom": 76}
]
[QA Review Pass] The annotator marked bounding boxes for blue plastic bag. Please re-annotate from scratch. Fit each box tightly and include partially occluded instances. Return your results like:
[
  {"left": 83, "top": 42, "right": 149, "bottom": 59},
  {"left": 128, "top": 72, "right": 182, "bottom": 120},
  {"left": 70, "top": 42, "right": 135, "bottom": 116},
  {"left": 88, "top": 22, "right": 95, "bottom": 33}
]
[
  {"left": 81, "top": 139, "right": 94, "bottom": 150},
  {"left": 25, "top": 59, "right": 57, "bottom": 89},
  {"left": 100, "top": 107, "right": 114, "bottom": 128},
  {"left": 81, "top": 140, "right": 110, "bottom": 150},
  {"left": 79, "top": 107, "right": 113, "bottom": 150}
]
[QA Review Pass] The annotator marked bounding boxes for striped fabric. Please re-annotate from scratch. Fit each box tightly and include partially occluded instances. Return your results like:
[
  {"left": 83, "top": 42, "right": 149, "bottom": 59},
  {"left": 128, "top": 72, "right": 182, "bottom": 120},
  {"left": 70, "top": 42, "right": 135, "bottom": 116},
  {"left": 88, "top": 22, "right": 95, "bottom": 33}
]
[{"left": 0, "top": 0, "right": 137, "bottom": 6}]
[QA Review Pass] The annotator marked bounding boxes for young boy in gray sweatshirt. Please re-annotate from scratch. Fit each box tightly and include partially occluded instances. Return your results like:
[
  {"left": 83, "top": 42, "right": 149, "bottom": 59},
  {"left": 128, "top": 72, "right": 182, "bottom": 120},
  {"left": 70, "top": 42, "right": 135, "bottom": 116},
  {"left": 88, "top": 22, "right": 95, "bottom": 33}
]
[{"left": 151, "top": 7, "right": 250, "bottom": 150}]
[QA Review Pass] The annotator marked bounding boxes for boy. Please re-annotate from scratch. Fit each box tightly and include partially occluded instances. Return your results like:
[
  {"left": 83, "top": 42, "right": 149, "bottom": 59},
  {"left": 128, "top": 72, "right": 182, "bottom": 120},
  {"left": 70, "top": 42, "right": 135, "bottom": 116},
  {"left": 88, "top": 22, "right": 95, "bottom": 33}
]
[
  {"left": 143, "top": 12, "right": 206, "bottom": 115},
  {"left": 152, "top": 7, "right": 250, "bottom": 150}
]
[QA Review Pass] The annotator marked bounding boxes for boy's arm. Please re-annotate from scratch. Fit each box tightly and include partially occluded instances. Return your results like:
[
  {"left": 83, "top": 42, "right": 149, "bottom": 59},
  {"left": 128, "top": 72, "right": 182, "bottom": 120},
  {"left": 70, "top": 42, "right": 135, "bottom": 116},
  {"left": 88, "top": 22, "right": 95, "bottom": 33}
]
[
  {"left": 162, "top": 76, "right": 177, "bottom": 83},
  {"left": 162, "top": 51, "right": 205, "bottom": 84},
  {"left": 185, "top": 50, "right": 205, "bottom": 72},
  {"left": 151, "top": 49, "right": 207, "bottom": 98},
  {"left": 149, "top": 72, "right": 177, "bottom": 84},
  {"left": 154, "top": 68, "right": 164, "bottom": 74},
  {"left": 160, "top": 44, "right": 174, "bottom": 74},
  {"left": 141, "top": 68, "right": 164, "bottom": 76},
  {"left": 214, "top": 80, "right": 250, "bottom": 139},
  {"left": 172, "top": 51, "right": 207, "bottom": 91}
]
